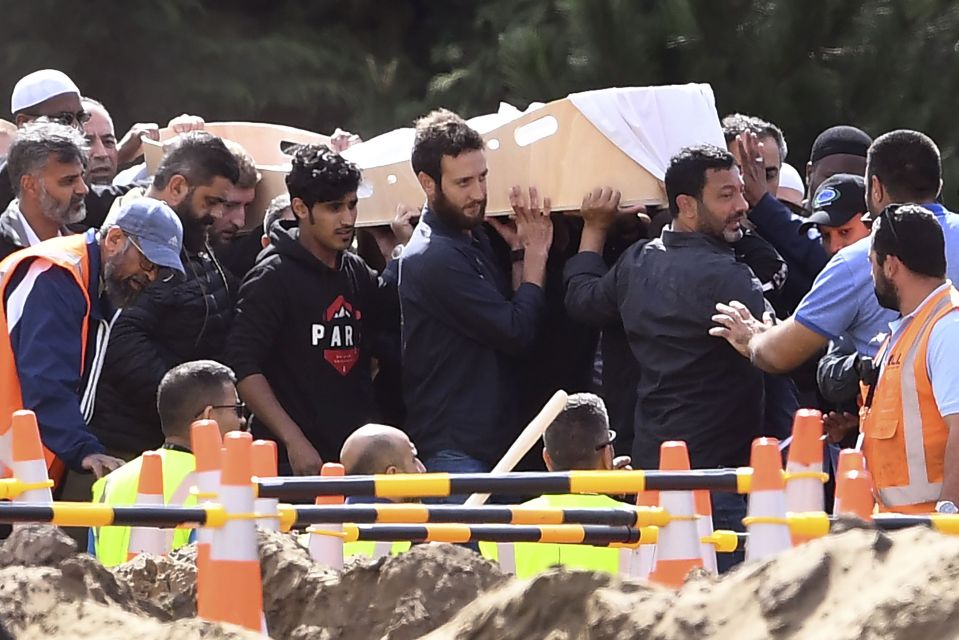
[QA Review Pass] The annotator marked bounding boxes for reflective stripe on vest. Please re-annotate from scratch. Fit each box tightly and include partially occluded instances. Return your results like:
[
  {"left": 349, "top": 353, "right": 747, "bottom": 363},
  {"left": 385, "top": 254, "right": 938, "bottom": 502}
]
[
  {"left": 91, "top": 449, "right": 197, "bottom": 567},
  {"left": 861, "top": 286, "right": 959, "bottom": 512},
  {"left": 477, "top": 493, "right": 630, "bottom": 577},
  {"left": 0, "top": 235, "right": 93, "bottom": 484}
]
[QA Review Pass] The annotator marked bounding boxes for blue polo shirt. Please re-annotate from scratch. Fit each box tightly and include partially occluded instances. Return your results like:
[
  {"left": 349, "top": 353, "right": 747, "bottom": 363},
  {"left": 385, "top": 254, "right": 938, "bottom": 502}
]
[{"left": 794, "top": 203, "right": 959, "bottom": 357}]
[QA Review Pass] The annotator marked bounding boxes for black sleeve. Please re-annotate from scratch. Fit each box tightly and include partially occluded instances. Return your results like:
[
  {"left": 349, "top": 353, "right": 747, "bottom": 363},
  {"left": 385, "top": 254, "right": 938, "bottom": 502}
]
[
  {"left": 563, "top": 251, "right": 624, "bottom": 328},
  {"left": 734, "top": 230, "right": 788, "bottom": 294},
  {"left": 101, "top": 282, "right": 176, "bottom": 408},
  {"left": 406, "top": 247, "right": 546, "bottom": 354},
  {"left": 224, "top": 264, "right": 286, "bottom": 381},
  {"left": 817, "top": 340, "right": 862, "bottom": 405}
]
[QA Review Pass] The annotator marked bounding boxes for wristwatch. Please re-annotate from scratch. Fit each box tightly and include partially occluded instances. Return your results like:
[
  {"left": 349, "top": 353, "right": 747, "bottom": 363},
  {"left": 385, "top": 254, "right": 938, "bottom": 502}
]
[{"left": 936, "top": 500, "right": 959, "bottom": 514}]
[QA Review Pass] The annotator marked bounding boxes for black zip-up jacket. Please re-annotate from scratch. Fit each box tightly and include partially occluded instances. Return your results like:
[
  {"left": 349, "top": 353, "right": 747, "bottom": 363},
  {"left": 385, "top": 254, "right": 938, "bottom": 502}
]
[
  {"left": 91, "top": 245, "right": 236, "bottom": 453},
  {"left": 225, "top": 223, "right": 395, "bottom": 464}
]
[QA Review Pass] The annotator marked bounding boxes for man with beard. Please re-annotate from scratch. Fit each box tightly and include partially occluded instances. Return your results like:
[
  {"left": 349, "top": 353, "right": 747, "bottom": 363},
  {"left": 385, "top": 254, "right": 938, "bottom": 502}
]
[
  {"left": 211, "top": 140, "right": 261, "bottom": 279},
  {"left": 711, "top": 130, "right": 959, "bottom": 374},
  {"left": 226, "top": 145, "right": 395, "bottom": 475},
  {"left": 396, "top": 109, "right": 553, "bottom": 489},
  {"left": 0, "top": 122, "right": 88, "bottom": 259},
  {"left": 858, "top": 204, "right": 959, "bottom": 515},
  {"left": 91, "top": 132, "right": 239, "bottom": 460},
  {"left": 0, "top": 198, "right": 184, "bottom": 490},
  {"left": 565, "top": 146, "right": 764, "bottom": 569}
]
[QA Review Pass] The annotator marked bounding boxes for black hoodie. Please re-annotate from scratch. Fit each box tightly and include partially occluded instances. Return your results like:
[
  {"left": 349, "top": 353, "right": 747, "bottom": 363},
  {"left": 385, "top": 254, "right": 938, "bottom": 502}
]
[{"left": 225, "top": 222, "right": 395, "bottom": 465}]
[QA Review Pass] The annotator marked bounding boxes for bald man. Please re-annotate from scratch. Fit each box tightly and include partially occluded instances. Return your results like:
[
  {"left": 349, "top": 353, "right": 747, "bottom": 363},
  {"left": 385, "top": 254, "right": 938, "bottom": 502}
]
[{"left": 340, "top": 424, "right": 425, "bottom": 501}]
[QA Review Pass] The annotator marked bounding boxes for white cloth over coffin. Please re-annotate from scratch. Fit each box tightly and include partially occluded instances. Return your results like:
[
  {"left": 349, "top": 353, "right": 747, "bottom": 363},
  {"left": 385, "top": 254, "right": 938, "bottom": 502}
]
[
  {"left": 567, "top": 84, "right": 726, "bottom": 181},
  {"left": 342, "top": 102, "right": 542, "bottom": 170}
]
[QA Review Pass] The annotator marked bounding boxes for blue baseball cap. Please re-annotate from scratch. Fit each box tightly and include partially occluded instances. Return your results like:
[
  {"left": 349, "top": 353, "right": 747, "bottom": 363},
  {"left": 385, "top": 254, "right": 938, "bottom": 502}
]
[{"left": 102, "top": 197, "right": 184, "bottom": 274}]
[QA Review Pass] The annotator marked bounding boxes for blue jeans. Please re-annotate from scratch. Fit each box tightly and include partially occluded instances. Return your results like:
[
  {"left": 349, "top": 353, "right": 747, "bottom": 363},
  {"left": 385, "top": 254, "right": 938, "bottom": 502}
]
[
  {"left": 710, "top": 490, "right": 747, "bottom": 573},
  {"left": 423, "top": 449, "right": 491, "bottom": 504}
]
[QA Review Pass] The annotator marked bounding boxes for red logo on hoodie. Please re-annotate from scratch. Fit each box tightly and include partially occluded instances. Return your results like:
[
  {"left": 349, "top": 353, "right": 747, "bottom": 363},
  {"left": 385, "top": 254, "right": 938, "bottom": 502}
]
[{"left": 316, "top": 295, "right": 360, "bottom": 376}]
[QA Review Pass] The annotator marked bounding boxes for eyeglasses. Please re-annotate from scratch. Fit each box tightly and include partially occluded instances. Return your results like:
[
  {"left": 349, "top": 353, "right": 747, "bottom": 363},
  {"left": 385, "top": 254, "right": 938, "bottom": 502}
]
[
  {"left": 24, "top": 110, "right": 91, "bottom": 127},
  {"left": 127, "top": 235, "right": 175, "bottom": 283},
  {"left": 595, "top": 429, "right": 617, "bottom": 451},
  {"left": 209, "top": 401, "right": 247, "bottom": 418}
]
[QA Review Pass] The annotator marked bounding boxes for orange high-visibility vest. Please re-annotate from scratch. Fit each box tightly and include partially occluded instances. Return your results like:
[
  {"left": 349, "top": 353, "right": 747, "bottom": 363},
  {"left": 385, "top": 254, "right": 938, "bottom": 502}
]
[
  {"left": 860, "top": 285, "right": 959, "bottom": 514},
  {"left": 0, "top": 235, "right": 96, "bottom": 485}
]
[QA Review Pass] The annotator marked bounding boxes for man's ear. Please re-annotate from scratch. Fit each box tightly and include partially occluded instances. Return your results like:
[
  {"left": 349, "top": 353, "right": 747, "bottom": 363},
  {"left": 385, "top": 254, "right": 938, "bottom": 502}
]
[
  {"left": 417, "top": 171, "right": 436, "bottom": 200},
  {"left": 805, "top": 161, "right": 813, "bottom": 185},
  {"left": 675, "top": 193, "right": 698, "bottom": 219},
  {"left": 385, "top": 465, "right": 398, "bottom": 475},
  {"left": 261, "top": 234, "right": 270, "bottom": 250},
  {"left": 19, "top": 173, "right": 38, "bottom": 199},
  {"left": 883, "top": 253, "right": 902, "bottom": 280},
  {"left": 869, "top": 175, "right": 885, "bottom": 210},
  {"left": 542, "top": 450, "right": 554, "bottom": 472},
  {"left": 167, "top": 174, "right": 190, "bottom": 205},
  {"left": 102, "top": 226, "right": 127, "bottom": 254},
  {"left": 291, "top": 197, "right": 310, "bottom": 222}
]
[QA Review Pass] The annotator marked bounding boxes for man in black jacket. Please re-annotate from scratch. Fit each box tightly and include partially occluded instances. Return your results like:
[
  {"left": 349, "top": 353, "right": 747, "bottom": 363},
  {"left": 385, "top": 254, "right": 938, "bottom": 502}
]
[
  {"left": 226, "top": 145, "right": 395, "bottom": 475},
  {"left": 91, "top": 132, "right": 240, "bottom": 458}
]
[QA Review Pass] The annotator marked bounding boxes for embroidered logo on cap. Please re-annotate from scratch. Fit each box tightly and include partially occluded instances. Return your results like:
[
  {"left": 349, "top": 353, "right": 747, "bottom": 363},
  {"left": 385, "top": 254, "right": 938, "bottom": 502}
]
[
  {"left": 815, "top": 187, "right": 840, "bottom": 207},
  {"left": 168, "top": 236, "right": 179, "bottom": 247}
]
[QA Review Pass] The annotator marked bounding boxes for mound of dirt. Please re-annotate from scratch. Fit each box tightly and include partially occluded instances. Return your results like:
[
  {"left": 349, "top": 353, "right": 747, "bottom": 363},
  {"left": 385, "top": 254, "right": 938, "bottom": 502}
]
[
  {"left": 425, "top": 525, "right": 959, "bottom": 640},
  {"left": 0, "top": 525, "right": 258, "bottom": 639}
]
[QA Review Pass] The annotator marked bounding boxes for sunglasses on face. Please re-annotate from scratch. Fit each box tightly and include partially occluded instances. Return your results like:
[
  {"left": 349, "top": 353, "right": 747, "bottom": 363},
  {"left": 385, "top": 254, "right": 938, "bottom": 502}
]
[{"left": 25, "top": 110, "right": 91, "bottom": 127}]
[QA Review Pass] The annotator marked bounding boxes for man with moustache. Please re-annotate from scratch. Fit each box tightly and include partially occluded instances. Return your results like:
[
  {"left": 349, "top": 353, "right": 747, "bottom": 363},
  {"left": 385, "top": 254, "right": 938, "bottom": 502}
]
[
  {"left": 0, "top": 122, "right": 89, "bottom": 260},
  {"left": 565, "top": 146, "right": 764, "bottom": 568},
  {"left": 858, "top": 204, "right": 959, "bottom": 515},
  {"left": 226, "top": 145, "right": 395, "bottom": 474},
  {"left": 91, "top": 132, "right": 239, "bottom": 460},
  {"left": 0, "top": 198, "right": 184, "bottom": 488},
  {"left": 396, "top": 109, "right": 554, "bottom": 485}
]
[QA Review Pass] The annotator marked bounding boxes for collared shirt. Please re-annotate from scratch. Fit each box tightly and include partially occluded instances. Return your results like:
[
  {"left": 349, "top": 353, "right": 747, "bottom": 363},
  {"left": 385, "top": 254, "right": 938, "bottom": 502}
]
[
  {"left": 397, "top": 208, "right": 545, "bottom": 465},
  {"left": 795, "top": 203, "right": 959, "bottom": 358},
  {"left": 882, "top": 282, "right": 959, "bottom": 417},
  {"left": 11, "top": 203, "right": 57, "bottom": 247},
  {"left": 564, "top": 229, "right": 766, "bottom": 469}
]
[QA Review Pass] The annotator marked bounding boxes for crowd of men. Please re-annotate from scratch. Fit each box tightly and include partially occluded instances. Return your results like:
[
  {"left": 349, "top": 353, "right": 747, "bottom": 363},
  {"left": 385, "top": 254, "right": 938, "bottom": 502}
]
[{"left": 3, "top": 67, "right": 959, "bottom": 571}]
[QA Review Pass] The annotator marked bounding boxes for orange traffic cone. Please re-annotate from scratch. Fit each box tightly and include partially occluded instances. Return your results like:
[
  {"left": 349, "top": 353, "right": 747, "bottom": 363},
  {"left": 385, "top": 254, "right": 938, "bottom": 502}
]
[
  {"left": 202, "top": 431, "right": 264, "bottom": 632},
  {"left": 308, "top": 462, "right": 345, "bottom": 569},
  {"left": 834, "top": 470, "right": 874, "bottom": 520},
  {"left": 127, "top": 451, "right": 167, "bottom": 560},
  {"left": 252, "top": 440, "right": 279, "bottom": 532},
  {"left": 648, "top": 442, "right": 703, "bottom": 588},
  {"left": 10, "top": 410, "right": 52, "bottom": 505},
  {"left": 694, "top": 490, "right": 718, "bottom": 574},
  {"left": 834, "top": 449, "right": 867, "bottom": 514},
  {"left": 191, "top": 419, "right": 223, "bottom": 622},
  {"left": 745, "top": 437, "right": 792, "bottom": 562},
  {"left": 785, "top": 409, "right": 825, "bottom": 544}
]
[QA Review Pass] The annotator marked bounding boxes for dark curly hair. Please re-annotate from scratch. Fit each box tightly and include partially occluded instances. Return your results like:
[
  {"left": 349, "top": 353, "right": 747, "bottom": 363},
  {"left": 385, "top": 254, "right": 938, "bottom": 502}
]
[{"left": 285, "top": 144, "right": 362, "bottom": 209}]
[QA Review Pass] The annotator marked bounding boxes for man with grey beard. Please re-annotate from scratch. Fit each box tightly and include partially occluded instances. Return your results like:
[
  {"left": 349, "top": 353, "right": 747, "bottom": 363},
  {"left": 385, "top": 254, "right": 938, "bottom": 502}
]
[{"left": 0, "top": 121, "right": 89, "bottom": 260}]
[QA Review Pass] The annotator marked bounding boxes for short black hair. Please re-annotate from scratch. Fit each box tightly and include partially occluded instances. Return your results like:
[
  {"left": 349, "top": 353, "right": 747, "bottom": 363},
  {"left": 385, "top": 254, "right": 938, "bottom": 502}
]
[
  {"left": 721, "top": 113, "right": 788, "bottom": 161},
  {"left": 810, "top": 125, "right": 872, "bottom": 163},
  {"left": 542, "top": 393, "right": 610, "bottom": 471},
  {"left": 872, "top": 204, "right": 946, "bottom": 279},
  {"left": 411, "top": 109, "right": 485, "bottom": 184},
  {"left": 284, "top": 144, "right": 361, "bottom": 209},
  {"left": 157, "top": 360, "right": 236, "bottom": 438},
  {"left": 867, "top": 130, "right": 941, "bottom": 203},
  {"left": 152, "top": 131, "right": 240, "bottom": 191},
  {"left": 664, "top": 145, "right": 737, "bottom": 217}
]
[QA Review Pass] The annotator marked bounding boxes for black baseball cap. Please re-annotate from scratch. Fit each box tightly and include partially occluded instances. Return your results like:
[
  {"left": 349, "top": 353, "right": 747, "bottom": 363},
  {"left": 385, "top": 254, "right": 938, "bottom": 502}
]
[{"left": 799, "top": 174, "right": 867, "bottom": 233}]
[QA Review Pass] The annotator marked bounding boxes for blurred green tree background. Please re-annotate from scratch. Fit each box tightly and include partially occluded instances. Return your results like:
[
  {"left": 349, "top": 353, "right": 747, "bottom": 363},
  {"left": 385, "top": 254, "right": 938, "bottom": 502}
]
[{"left": 2, "top": 0, "right": 958, "bottom": 201}]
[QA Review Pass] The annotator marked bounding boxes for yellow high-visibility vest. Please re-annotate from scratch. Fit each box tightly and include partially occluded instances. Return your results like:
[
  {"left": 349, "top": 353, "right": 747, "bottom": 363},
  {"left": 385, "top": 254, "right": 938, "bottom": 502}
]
[
  {"left": 478, "top": 493, "right": 630, "bottom": 577},
  {"left": 91, "top": 448, "right": 196, "bottom": 567}
]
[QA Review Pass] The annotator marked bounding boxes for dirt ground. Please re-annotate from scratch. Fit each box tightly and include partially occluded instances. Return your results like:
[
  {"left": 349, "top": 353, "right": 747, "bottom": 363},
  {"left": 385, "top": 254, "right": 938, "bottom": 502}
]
[{"left": 3, "top": 519, "right": 958, "bottom": 639}]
